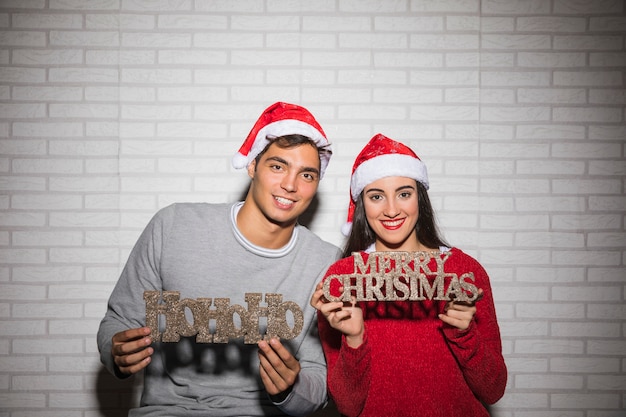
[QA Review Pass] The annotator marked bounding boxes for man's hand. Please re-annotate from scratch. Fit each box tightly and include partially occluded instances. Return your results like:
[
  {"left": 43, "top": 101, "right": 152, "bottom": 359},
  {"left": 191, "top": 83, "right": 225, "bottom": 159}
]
[
  {"left": 111, "top": 327, "right": 154, "bottom": 376},
  {"left": 257, "top": 338, "right": 300, "bottom": 397}
]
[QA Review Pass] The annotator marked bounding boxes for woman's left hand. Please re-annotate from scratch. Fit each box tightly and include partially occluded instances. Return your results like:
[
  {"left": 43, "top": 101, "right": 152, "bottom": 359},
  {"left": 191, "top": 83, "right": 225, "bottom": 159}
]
[{"left": 438, "top": 288, "right": 483, "bottom": 331}]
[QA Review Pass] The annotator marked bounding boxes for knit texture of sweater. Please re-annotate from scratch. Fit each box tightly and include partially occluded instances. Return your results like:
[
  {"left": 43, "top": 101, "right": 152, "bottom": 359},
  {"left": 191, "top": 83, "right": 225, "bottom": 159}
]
[{"left": 317, "top": 248, "right": 507, "bottom": 417}]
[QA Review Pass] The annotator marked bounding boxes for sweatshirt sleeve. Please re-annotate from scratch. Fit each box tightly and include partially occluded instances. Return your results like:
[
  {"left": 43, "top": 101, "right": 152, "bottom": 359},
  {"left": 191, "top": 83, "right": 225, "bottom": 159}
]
[
  {"left": 274, "top": 244, "right": 342, "bottom": 417},
  {"left": 442, "top": 253, "right": 507, "bottom": 405},
  {"left": 316, "top": 259, "right": 372, "bottom": 417},
  {"left": 97, "top": 207, "right": 168, "bottom": 378},
  {"left": 274, "top": 313, "right": 329, "bottom": 417}
]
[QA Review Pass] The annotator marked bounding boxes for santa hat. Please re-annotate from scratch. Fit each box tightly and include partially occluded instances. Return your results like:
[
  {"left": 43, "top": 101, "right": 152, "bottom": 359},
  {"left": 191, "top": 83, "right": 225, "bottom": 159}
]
[
  {"left": 342, "top": 133, "right": 429, "bottom": 236},
  {"left": 232, "top": 101, "right": 331, "bottom": 177}
]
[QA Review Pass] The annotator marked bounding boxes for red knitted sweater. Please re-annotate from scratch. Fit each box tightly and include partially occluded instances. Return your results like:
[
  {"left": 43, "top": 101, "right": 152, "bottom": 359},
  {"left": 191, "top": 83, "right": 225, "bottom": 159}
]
[{"left": 317, "top": 248, "right": 507, "bottom": 417}]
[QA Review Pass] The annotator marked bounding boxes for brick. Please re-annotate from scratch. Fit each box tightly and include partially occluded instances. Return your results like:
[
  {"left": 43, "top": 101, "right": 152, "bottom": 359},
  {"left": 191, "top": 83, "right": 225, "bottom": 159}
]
[
  {"left": 516, "top": 374, "right": 584, "bottom": 389},
  {"left": 86, "top": 13, "right": 155, "bottom": 30},
  {"left": 554, "top": 35, "right": 623, "bottom": 50},
  {"left": 49, "top": 68, "right": 119, "bottom": 83},
  {"left": 411, "top": 0, "right": 479, "bottom": 13},
  {"left": 122, "top": 0, "right": 192, "bottom": 12},
  {"left": 554, "top": 0, "right": 624, "bottom": 14},
  {"left": 13, "top": 375, "right": 83, "bottom": 390},
  {"left": 13, "top": 48, "right": 83, "bottom": 65},
  {"left": 49, "top": 248, "right": 119, "bottom": 264},
  {"left": 516, "top": 267, "right": 585, "bottom": 283},
  {"left": 588, "top": 268, "right": 626, "bottom": 283},
  {"left": 375, "top": 16, "right": 443, "bottom": 31},
  {"left": 13, "top": 231, "right": 83, "bottom": 246},
  {"left": 516, "top": 303, "right": 586, "bottom": 319},
  {"left": 0, "top": 30, "right": 46, "bottom": 47},
  {"left": 494, "top": 392, "right": 548, "bottom": 408},
  {"left": 0, "top": 320, "right": 46, "bottom": 336},
  {"left": 589, "top": 89, "right": 626, "bottom": 105},
  {"left": 590, "top": 52, "right": 626, "bottom": 67},
  {"left": 122, "top": 69, "right": 191, "bottom": 84},
  {"left": 49, "top": 319, "right": 104, "bottom": 335},
  {"left": 13, "top": 122, "right": 83, "bottom": 137},
  {"left": 552, "top": 322, "right": 621, "bottom": 338},
  {"left": 587, "top": 375, "right": 626, "bottom": 391},
  {"left": 552, "top": 214, "right": 621, "bottom": 230},
  {"left": 0, "top": 393, "right": 46, "bottom": 408},
  {"left": 121, "top": 32, "right": 191, "bottom": 48},
  {"left": 552, "top": 250, "right": 621, "bottom": 266},
  {"left": 13, "top": 13, "right": 83, "bottom": 29},
  {"left": 158, "top": 51, "right": 228, "bottom": 66},
  {"left": 515, "top": 339, "right": 584, "bottom": 354},
  {"left": 157, "top": 14, "right": 227, "bottom": 30},
  {"left": 48, "top": 176, "right": 119, "bottom": 192},
  {"left": 551, "top": 357, "right": 620, "bottom": 373},
  {"left": 554, "top": 71, "right": 623, "bottom": 87},
  {"left": 12, "top": 266, "right": 83, "bottom": 282},
  {"left": 48, "top": 284, "right": 114, "bottom": 300},
  {"left": 86, "top": 50, "right": 155, "bottom": 65},
  {"left": 48, "top": 356, "right": 102, "bottom": 372},
  {"left": 551, "top": 394, "right": 620, "bottom": 410}
]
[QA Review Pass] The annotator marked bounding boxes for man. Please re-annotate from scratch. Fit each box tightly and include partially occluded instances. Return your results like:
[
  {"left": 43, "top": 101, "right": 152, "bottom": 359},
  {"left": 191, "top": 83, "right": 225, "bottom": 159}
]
[{"left": 97, "top": 102, "right": 341, "bottom": 416}]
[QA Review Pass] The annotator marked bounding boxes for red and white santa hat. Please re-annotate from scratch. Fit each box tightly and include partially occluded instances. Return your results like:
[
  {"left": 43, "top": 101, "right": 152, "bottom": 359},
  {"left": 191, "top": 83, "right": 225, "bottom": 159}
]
[
  {"left": 232, "top": 101, "right": 331, "bottom": 177},
  {"left": 342, "top": 133, "right": 429, "bottom": 236}
]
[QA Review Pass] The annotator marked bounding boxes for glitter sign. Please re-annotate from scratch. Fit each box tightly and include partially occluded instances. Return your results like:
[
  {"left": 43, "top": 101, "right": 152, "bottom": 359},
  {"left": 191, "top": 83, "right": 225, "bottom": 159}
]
[
  {"left": 144, "top": 291, "right": 304, "bottom": 344},
  {"left": 323, "top": 251, "right": 481, "bottom": 303}
]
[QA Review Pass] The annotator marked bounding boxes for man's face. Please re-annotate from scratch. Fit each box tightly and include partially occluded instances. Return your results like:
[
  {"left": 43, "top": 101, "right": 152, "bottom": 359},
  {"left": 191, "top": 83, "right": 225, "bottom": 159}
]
[{"left": 247, "top": 142, "right": 321, "bottom": 228}]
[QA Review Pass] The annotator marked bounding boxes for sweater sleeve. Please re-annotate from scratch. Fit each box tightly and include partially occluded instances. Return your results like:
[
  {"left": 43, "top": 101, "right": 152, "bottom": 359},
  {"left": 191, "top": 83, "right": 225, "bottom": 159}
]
[
  {"left": 317, "top": 259, "right": 371, "bottom": 417},
  {"left": 442, "top": 253, "right": 507, "bottom": 405},
  {"left": 97, "top": 206, "right": 168, "bottom": 378},
  {"left": 274, "top": 313, "right": 330, "bottom": 417}
]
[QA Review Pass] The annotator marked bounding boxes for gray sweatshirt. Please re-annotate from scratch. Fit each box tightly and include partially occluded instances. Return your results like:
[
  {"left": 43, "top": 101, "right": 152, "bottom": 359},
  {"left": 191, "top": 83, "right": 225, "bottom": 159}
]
[{"left": 97, "top": 202, "right": 340, "bottom": 416}]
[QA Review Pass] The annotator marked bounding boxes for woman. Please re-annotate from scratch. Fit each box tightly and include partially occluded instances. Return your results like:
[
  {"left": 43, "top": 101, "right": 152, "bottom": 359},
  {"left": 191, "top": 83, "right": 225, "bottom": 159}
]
[{"left": 311, "top": 134, "right": 507, "bottom": 417}]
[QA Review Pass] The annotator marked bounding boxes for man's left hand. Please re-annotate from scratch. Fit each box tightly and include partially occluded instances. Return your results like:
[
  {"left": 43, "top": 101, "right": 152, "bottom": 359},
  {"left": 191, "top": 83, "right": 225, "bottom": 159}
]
[{"left": 258, "top": 338, "right": 300, "bottom": 397}]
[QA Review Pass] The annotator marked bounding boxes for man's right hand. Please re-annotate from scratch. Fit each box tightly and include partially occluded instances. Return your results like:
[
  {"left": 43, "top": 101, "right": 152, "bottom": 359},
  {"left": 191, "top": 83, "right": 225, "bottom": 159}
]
[{"left": 111, "top": 327, "right": 153, "bottom": 375}]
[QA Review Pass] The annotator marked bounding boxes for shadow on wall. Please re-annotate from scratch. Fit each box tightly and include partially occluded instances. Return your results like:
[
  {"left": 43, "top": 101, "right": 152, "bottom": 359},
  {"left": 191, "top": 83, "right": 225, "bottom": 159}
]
[{"left": 96, "top": 367, "right": 142, "bottom": 416}]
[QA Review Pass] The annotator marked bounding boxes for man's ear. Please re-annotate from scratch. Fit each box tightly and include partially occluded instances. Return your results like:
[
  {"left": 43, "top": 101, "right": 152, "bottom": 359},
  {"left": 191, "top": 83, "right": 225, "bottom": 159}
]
[{"left": 247, "top": 160, "right": 256, "bottom": 179}]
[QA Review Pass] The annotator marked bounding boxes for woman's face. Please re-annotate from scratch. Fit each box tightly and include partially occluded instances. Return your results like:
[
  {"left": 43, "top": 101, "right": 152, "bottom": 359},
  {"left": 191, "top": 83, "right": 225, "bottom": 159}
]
[{"left": 363, "top": 176, "right": 421, "bottom": 252}]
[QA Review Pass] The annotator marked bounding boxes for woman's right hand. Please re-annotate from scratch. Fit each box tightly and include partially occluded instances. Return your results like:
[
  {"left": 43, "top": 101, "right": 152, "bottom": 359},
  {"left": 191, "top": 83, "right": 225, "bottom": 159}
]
[{"left": 310, "top": 281, "right": 365, "bottom": 348}]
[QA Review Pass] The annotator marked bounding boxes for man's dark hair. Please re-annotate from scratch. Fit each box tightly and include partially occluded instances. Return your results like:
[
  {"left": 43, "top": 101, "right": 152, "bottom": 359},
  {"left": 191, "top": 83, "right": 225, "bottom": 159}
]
[{"left": 254, "top": 134, "right": 332, "bottom": 171}]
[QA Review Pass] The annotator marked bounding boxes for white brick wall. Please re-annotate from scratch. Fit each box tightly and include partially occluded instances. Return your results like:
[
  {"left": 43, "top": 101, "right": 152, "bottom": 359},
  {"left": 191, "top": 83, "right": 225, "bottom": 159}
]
[{"left": 1, "top": 1, "right": 624, "bottom": 416}]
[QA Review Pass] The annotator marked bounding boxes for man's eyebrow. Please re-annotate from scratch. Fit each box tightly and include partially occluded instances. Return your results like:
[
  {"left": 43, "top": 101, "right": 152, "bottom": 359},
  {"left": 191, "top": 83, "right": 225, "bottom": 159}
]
[
  {"left": 266, "top": 156, "right": 320, "bottom": 176},
  {"left": 266, "top": 156, "right": 288, "bottom": 165},
  {"left": 301, "top": 166, "right": 320, "bottom": 176}
]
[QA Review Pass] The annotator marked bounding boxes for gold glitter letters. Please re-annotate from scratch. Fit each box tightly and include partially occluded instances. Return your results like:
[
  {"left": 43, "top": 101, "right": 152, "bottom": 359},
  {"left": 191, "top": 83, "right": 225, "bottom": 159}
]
[
  {"left": 144, "top": 291, "right": 304, "bottom": 344},
  {"left": 323, "top": 251, "right": 480, "bottom": 303}
]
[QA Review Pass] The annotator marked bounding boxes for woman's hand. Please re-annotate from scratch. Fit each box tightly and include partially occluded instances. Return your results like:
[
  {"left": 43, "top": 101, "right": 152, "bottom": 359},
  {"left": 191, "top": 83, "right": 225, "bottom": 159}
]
[
  {"left": 439, "top": 288, "right": 483, "bottom": 331},
  {"left": 310, "top": 281, "right": 365, "bottom": 348}
]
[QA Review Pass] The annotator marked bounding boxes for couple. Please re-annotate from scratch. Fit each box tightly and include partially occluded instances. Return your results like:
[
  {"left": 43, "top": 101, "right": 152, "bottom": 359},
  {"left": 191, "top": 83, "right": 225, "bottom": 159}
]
[{"left": 97, "top": 102, "right": 507, "bottom": 417}]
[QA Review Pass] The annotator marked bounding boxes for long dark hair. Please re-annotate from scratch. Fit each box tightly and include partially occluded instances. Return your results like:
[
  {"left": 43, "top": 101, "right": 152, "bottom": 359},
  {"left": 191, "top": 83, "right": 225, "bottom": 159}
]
[{"left": 342, "top": 180, "right": 449, "bottom": 258}]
